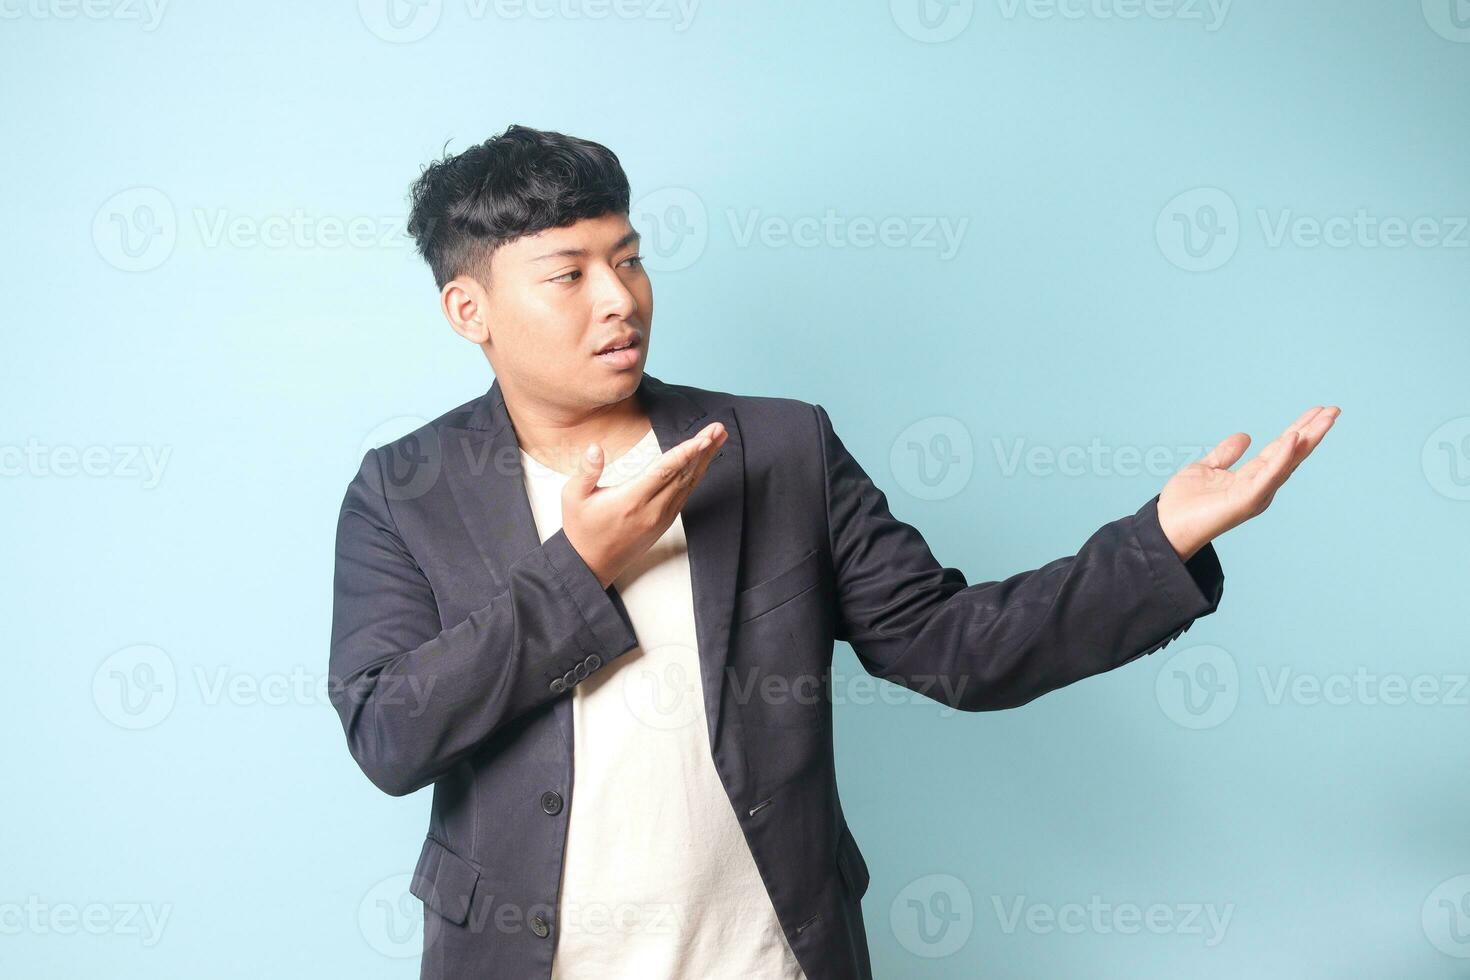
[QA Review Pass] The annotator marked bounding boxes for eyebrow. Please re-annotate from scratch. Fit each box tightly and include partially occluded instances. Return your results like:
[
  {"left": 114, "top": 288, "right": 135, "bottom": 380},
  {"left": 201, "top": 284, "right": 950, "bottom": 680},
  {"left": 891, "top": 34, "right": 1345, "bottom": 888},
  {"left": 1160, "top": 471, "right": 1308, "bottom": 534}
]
[{"left": 528, "top": 230, "right": 641, "bottom": 263}]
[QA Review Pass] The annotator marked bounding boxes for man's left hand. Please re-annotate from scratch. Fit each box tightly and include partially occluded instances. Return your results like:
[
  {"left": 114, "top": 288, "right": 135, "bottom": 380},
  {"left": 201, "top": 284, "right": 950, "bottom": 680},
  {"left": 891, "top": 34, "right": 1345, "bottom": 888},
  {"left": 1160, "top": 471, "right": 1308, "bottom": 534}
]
[{"left": 1156, "top": 405, "right": 1341, "bottom": 561}]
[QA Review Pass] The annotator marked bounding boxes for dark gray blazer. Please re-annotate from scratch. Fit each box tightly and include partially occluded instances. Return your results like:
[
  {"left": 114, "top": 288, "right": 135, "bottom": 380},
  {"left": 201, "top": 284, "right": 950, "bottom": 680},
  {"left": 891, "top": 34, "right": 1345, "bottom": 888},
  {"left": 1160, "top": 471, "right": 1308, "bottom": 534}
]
[{"left": 329, "top": 372, "right": 1225, "bottom": 980}]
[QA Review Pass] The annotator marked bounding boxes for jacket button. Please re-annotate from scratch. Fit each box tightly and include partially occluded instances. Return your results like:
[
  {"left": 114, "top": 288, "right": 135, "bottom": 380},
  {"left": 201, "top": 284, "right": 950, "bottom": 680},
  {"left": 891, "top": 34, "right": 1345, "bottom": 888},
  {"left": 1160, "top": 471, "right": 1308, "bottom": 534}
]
[
  {"left": 562, "top": 668, "right": 577, "bottom": 689},
  {"left": 585, "top": 653, "right": 602, "bottom": 670},
  {"left": 530, "top": 913, "right": 550, "bottom": 938},
  {"left": 574, "top": 661, "right": 589, "bottom": 682},
  {"left": 540, "top": 790, "right": 563, "bottom": 815},
  {"left": 550, "top": 677, "right": 565, "bottom": 694}
]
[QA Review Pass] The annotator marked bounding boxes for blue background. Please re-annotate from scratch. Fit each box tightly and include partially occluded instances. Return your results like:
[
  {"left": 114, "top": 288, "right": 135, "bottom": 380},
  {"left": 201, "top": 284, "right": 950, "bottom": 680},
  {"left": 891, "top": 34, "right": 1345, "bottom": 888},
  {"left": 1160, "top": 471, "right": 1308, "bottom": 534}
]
[{"left": 5, "top": 1, "right": 1468, "bottom": 976}]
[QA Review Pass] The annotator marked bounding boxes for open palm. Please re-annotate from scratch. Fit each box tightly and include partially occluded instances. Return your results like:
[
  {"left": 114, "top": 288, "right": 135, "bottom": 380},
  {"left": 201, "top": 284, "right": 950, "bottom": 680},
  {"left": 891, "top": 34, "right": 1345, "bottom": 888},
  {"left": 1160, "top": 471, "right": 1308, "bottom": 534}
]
[{"left": 1157, "top": 405, "right": 1340, "bottom": 561}]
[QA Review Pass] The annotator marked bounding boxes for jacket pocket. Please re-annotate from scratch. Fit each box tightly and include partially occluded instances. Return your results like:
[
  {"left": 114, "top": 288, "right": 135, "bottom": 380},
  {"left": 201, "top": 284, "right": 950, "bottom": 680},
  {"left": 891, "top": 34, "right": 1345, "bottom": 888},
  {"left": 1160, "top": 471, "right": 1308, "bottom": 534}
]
[
  {"left": 836, "top": 822, "right": 871, "bottom": 900},
  {"left": 735, "top": 547, "right": 821, "bottom": 623},
  {"left": 409, "top": 835, "right": 481, "bottom": 926}
]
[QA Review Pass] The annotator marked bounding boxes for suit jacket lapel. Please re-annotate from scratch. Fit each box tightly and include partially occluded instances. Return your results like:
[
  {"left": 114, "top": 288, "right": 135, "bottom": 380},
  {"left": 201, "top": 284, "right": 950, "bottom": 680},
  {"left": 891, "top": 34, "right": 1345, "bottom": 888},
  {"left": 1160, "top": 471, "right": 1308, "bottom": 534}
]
[
  {"left": 643, "top": 374, "right": 745, "bottom": 755},
  {"left": 440, "top": 372, "right": 745, "bottom": 756}
]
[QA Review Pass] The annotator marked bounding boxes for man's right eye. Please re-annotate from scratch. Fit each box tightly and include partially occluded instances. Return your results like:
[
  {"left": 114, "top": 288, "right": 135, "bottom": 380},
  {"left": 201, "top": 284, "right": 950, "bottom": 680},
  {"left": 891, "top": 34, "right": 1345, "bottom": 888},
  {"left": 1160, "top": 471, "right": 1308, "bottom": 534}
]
[{"left": 550, "top": 270, "right": 581, "bottom": 284}]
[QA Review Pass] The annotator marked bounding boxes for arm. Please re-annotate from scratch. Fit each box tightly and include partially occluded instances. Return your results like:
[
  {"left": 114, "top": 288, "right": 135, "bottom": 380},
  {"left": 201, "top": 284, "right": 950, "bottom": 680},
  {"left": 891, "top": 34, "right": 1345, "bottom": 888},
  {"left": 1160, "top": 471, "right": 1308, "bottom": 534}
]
[
  {"left": 328, "top": 447, "right": 639, "bottom": 796},
  {"left": 815, "top": 403, "right": 1225, "bottom": 712}
]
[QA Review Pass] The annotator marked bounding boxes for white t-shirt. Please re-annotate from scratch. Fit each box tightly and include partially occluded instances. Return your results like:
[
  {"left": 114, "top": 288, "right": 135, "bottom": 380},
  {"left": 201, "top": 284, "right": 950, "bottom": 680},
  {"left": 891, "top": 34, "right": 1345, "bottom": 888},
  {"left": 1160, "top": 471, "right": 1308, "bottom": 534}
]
[{"left": 518, "top": 427, "right": 806, "bottom": 980}]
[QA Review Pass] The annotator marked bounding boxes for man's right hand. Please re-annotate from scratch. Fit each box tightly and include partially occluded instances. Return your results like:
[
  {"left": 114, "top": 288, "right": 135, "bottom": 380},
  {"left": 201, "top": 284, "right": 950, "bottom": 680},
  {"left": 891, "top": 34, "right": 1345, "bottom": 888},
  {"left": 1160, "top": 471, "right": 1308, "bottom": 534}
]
[{"left": 561, "top": 422, "right": 728, "bottom": 589}]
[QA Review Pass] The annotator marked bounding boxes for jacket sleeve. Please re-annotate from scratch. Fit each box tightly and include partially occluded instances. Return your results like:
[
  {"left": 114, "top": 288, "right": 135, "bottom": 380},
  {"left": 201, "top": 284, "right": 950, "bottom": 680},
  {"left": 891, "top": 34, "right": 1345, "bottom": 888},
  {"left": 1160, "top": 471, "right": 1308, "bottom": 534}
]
[
  {"left": 328, "top": 447, "right": 640, "bottom": 796},
  {"left": 814, "top": 403, "right": 1225, "bottom": 711}
]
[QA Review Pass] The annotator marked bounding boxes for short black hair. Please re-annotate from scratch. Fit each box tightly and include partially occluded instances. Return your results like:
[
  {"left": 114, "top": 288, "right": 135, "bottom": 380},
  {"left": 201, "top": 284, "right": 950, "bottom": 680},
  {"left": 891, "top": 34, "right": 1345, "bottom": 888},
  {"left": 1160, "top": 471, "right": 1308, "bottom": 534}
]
[{"left": 405, "top": 124, "right": 632, "bottom": 290}]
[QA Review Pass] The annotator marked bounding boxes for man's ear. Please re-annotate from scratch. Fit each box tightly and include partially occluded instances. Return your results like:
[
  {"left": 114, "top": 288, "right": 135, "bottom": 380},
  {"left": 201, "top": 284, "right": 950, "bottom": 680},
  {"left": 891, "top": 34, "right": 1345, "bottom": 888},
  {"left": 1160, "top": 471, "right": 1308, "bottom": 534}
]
[{"left": 441, "top": 276, "right": 491, "bottom": 345}]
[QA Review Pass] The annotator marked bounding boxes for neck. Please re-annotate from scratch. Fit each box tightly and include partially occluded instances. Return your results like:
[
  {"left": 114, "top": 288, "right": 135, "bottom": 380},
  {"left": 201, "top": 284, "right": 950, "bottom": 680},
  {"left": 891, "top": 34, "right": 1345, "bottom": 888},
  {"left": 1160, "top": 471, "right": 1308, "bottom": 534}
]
[{"left": 500, "top": 377, "right": 652, "bottom": 476}]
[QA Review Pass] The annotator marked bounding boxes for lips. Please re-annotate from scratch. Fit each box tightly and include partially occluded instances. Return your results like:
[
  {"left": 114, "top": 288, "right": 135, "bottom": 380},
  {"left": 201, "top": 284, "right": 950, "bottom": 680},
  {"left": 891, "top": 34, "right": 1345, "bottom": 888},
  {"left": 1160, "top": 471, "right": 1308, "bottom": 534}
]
[
  {"left": 594, "top": 332, "right": 642, "bottom": 371},
  {"left": 595, "top": 333, "right": 641, "bottom": 356}
]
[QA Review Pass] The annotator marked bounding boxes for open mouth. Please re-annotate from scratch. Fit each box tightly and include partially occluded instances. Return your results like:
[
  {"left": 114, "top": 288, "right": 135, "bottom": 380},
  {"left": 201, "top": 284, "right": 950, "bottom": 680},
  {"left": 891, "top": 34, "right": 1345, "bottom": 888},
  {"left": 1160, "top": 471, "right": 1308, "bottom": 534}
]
[{"left": 595, "top": 333, "right": 642, "bottom": 358}]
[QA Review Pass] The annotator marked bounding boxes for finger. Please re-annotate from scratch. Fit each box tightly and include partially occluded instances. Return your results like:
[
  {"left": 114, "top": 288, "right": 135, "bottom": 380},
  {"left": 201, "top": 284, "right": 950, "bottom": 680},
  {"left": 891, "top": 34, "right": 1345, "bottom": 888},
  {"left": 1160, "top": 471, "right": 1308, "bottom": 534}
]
[
  {"left": 1282, "top": 406, "right": 1339, "bottom": 480},
  {"left": 651, "top": 426, "right": 726, "bottom": 507},
  {"left": 631, "top": 423, "right": 723, "bottom": 503},
  {"left": 1285, "top": 405, "right": 1327, "bottom": 432},
  {"left": 1199, "top": 432, "right": 1250, "bottom": 470},
  {"left": 564, "top": 441, "right": 606, "bottom": 500},
  {"left": 1255, "top": 406, "right": 1326, "bottom": 464},
  {"left": 655, "top": 434, "right": 723, "bottom": 514},
  {"left": 1252, "top": 428, "right": 1299, "bottom": 499}
]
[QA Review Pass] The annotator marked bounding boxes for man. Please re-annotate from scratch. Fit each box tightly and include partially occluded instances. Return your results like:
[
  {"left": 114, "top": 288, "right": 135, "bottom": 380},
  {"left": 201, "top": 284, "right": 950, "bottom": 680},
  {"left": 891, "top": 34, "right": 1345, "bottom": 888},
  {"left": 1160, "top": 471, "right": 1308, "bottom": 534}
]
[{"left": 329, "top": 124, "right": 1337, "bottom": 980}]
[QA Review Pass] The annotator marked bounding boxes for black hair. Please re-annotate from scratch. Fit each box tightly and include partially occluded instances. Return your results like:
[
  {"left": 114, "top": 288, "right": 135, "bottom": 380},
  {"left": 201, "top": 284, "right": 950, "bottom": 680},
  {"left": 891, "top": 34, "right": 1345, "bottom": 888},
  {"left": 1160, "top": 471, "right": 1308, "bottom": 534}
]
[{"left": 405, "top": 124, "right": 632, "bottom": 290}]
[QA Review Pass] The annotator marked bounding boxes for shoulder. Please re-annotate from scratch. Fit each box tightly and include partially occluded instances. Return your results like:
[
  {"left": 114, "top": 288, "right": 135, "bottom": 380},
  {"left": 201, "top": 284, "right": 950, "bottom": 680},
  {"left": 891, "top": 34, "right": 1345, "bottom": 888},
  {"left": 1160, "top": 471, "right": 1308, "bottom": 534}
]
[{"left": 345, "top": 390, "right": 486, "bottom": 504}]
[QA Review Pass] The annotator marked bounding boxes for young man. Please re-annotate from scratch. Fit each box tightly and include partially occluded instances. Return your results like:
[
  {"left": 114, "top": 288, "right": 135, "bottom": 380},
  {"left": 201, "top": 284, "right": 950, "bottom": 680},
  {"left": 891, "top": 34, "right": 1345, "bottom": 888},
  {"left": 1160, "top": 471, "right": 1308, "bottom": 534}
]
[{"left": 328, "top": 124, "right": 1337, "bottom": 980}]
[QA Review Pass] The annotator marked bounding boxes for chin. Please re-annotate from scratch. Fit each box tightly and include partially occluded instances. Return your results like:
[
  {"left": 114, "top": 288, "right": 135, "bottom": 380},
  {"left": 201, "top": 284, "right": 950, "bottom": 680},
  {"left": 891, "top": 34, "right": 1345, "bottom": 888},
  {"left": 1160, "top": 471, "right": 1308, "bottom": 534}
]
[
  {"left": 589, "top": 364, "right": 642, "bottom": 403},
  {"left": 619, "top": 366, "right": 645, "bottom": 397}
]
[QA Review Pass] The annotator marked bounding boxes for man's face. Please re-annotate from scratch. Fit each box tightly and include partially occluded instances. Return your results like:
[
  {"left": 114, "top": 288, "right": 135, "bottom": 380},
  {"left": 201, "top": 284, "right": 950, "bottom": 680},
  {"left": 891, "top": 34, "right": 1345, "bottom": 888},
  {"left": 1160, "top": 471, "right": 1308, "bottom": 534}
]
[{"left": 461, "top": 211, "right": 651, "bottom": 415}]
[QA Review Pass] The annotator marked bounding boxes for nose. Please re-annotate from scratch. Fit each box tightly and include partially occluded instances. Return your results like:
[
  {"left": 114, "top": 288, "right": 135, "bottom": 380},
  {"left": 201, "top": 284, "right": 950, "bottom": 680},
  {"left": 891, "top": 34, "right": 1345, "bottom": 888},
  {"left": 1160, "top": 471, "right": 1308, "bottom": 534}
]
[{"left": 592, "top": 264, "right": 638, "bottom": 320}]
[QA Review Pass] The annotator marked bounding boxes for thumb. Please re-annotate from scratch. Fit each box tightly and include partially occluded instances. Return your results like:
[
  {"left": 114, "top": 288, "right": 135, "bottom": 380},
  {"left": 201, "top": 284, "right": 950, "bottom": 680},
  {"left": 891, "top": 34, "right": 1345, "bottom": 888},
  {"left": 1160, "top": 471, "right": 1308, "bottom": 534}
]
[
  {"left": 566, "top": 442, "right": 604, "bottom": 499},
  {"left": 1199, "top": 432, "right": 1250, "bottom": 470}
]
